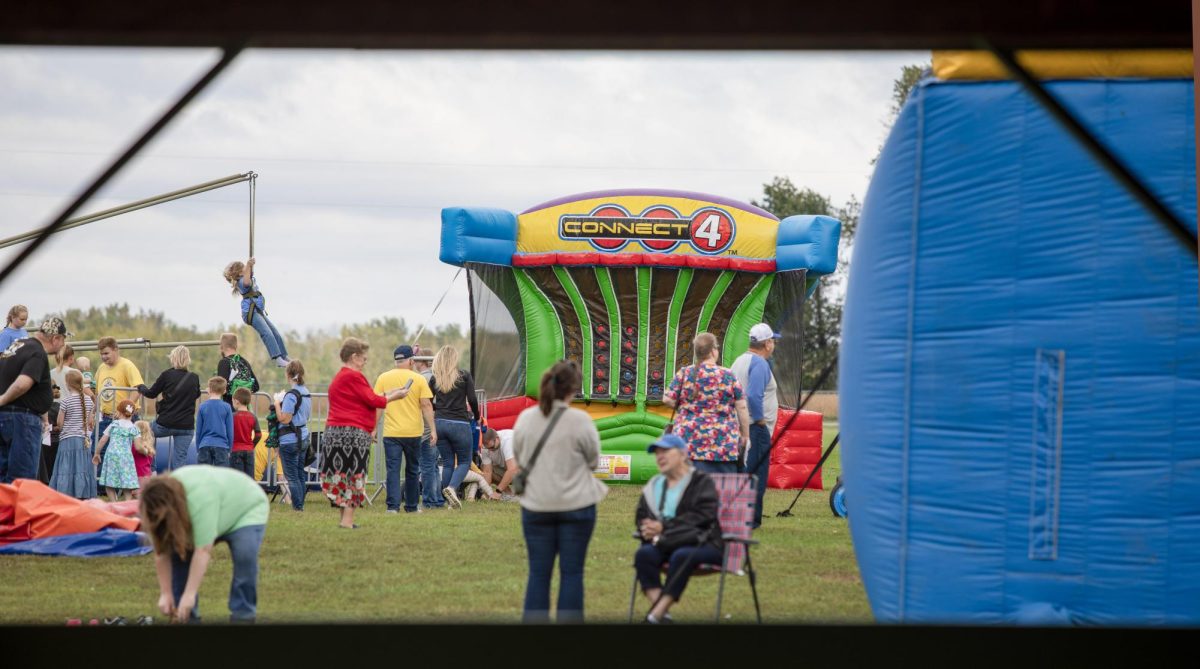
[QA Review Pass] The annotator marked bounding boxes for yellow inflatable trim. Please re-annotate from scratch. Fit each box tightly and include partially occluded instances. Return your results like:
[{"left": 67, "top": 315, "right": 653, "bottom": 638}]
[
  {"left": 933, "top": 50, "right": 1193, "bottom": 80},
  {"left": 576, "top": 402, "right": 674, "bottom": 421}
]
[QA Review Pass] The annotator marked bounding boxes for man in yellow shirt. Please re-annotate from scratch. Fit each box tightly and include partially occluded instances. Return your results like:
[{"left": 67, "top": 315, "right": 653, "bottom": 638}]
[
  {"left": 373, "top": 345, "right": 436, "bottom": 513},
  {"left": 95, "top": 336, "right": 144, "bottom": 431}
]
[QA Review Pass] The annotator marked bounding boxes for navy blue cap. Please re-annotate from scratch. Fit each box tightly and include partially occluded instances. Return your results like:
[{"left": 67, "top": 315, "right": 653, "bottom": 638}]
[
  {"left": 647, "top": 432, "right": 687, "bottom": 453},
  {"left": 393, "top": 345, "right": 415, "bottom": 361}
]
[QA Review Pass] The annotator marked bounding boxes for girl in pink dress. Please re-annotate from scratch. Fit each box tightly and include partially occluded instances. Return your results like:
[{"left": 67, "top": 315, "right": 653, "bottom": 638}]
[{"left": 132, "top": 420, "right": 157, "bottom": 495}]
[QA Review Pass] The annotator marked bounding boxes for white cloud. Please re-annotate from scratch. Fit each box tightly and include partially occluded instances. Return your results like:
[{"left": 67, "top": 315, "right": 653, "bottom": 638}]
[{"left": 0, "top": 47, "right": 927, "bottom": 333}]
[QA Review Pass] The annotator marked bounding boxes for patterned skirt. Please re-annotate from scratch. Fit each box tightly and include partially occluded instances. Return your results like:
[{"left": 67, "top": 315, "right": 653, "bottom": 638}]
[{"left": 321, "top": 425, "right": 371, "bottom": 508}]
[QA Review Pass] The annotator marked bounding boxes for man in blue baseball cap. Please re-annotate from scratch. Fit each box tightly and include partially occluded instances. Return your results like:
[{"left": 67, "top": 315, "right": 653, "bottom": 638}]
[
  {"left": 632, "top": 432, "right": 723, "bottom": 623},
  {"left": 730, "top": 322, "right": 780, "bottom": 528},
  {"left": 371, "top": 344, "right": 436, "bottom": 513}
]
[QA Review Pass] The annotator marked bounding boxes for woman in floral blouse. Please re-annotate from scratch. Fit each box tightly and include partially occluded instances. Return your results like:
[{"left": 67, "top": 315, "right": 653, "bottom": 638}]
[{"left": 663, "top": 332, "right": 750, "bottom": 474}]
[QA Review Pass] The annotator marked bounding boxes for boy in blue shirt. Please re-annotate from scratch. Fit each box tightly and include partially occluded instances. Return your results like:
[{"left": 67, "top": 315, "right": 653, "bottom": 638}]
[{"left": 194, "top": 376, "right": 235, "bottom": 467}]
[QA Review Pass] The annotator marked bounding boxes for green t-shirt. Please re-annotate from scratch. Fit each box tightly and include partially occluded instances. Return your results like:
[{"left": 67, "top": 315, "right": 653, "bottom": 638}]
[{"left": 172, "top": 465, "right": 269, "bottom": 549}]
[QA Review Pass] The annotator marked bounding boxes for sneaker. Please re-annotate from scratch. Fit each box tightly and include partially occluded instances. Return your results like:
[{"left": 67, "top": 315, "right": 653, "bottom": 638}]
[
  {"left": 103, "top": 616, "right": 127, "bottom": 626},
  {"left": 464, "top": 483, "right": 479, "bottom": 501},
  {"left": 442, "top": 486, "right": 462, "bottom": 509},
  {"left": 385, "top": 509, "right": 399, "bottom": 514},
  {"left": 274, "top": 356, "right": 291, "bottom": 368}
]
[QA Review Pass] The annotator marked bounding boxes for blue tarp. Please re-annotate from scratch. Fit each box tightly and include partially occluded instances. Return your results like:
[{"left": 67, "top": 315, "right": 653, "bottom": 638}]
[{"left": 0, "top": 529, "right": 151, "bottom": 557}]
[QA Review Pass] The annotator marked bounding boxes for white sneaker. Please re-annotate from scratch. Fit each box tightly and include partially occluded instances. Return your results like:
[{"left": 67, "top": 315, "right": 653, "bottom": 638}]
[
  {"left": 442, "top": 486, "right": 462, "bottom": 509},
  {"left": 464, "top": 483, "right": 479, "bottom": 501},
  {"left": 275, "top": 357, "right": 291, "bottom": 368},
  {"left": 385, "top": 509, "right": 399, "bottom": 514}
]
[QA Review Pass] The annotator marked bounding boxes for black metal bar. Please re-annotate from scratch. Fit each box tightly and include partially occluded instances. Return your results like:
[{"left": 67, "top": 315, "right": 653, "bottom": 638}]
[
  {"left": 776, "top": 432, "right": 841, "bottom": 517},
  {"left": 466, "top": 267, "right": 477, "bottom": 379},
  {"left": 0, "top": 45, "right": 244, "bottom": 288},
  {"left": 985, "top": 43, "right": 1197, "bottom": 255}
]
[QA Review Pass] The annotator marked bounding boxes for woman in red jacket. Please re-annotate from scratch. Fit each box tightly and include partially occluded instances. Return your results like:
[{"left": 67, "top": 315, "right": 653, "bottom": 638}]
[{"left": 323, "top": 337, "right": 408, "bottom": 528}]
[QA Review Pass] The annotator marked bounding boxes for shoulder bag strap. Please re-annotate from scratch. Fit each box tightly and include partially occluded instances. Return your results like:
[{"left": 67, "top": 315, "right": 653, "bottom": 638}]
[{"left": 521, "top": 406, "right": 566, "bottom": 477}]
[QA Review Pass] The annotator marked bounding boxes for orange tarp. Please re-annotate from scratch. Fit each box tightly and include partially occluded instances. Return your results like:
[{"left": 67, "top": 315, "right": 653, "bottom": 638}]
[{"left": 0, "top": 479, "right": 139, "bottom": 545}]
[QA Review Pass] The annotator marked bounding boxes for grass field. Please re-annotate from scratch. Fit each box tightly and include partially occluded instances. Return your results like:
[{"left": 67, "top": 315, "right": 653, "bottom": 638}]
[{"left": 0, "top": 422, "right": 869, "bottom": 624}]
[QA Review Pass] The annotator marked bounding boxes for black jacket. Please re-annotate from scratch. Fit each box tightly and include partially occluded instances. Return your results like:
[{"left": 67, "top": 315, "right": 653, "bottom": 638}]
[
  {"left": 429, "top": 369, "right": 480, "bottom": 422},
  {"left": 137, "top": 368, "right": 200, "bottom": 430},
  {"left": 635, "top": 470, "right": 723, "bottom": 553}
]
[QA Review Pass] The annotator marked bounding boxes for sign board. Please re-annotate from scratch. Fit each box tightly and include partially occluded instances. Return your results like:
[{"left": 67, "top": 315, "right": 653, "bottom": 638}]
[{"left": 593, "top": 453, "right": 632, "bottom": 481}]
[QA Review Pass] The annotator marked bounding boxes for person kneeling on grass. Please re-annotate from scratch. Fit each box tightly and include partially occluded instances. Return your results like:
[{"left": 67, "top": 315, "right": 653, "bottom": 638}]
[
  {"left": 141, "top": 465, "right": 269, "bottom": 623},
  {"left": 634, "top": 432, "right": 723, "bottom": 624}
]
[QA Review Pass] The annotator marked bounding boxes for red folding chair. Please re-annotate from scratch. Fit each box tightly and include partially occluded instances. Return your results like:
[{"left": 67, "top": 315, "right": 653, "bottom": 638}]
[{"left": 627, "top": 472, "right": 762, "bottom": 623}]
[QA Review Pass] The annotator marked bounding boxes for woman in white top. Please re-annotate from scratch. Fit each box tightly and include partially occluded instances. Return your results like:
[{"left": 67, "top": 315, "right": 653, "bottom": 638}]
[
  {"left": 49, "top": 344, "right": 74, "bottom": 397},
  {"left": 50, "top": 369, "right": 97, "bottom": 499},
  {"left": 512, "top": 360, "right": 608, "bottom": 623}
]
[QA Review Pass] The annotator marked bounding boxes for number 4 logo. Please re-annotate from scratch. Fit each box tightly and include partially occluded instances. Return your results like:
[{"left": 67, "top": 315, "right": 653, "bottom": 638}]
[{"left": 687, "top": 208, "right": 735, "bottom": 254}]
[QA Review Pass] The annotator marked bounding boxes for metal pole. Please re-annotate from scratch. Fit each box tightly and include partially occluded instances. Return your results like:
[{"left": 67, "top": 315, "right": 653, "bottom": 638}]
[
  {"left": 248, "top": 171, "right": 257, "bottom": 256},
  {"left": 0, "top": 45, "right": 244, "bottom": 287},
  {"left": 0, "top": 171, "right": 254, "bottom": 250},
  {"left": 71, "top": 339, "right": 221, "bottom": 351},
  {"left": 984, "top": 42, "right": 1198, "bottom": 255}
]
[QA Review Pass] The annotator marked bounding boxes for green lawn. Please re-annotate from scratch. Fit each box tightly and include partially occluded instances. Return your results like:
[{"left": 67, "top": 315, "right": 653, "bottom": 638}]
[{"left": 0, "top": 422, "right": 868, "bottom": 624}]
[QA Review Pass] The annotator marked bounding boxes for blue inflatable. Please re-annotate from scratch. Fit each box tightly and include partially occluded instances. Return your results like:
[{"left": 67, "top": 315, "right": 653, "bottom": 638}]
[{"left": 842, "top": 75, "right": 1198, "bottom": 624}]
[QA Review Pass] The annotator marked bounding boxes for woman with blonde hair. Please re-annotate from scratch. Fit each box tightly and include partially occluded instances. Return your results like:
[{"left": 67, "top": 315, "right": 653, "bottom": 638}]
[
  {"left": 50, "top": 343, "right": 75, "bottom": 397},
  {"left": 141, "top": 467, "right": 269, "bottom": 623},
  {"left": 429, "top": 345, "right": 480, "bottom": 509},
  {"left": 324, "top": 337, "right": 410, "bottom": 528},
  {"left": 137, "top": 345, "right": 201, "bottom": 470}
]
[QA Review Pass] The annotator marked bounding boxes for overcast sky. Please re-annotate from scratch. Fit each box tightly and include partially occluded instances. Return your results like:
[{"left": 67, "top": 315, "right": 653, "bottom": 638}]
[{"left": 0, "top": 47, "right": 927, "bottom": 336}]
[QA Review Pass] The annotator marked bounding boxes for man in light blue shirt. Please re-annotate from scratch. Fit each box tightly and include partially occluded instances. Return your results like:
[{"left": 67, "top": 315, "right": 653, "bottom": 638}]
[{"left": 730, "top": 323, "right": 779, "bottom": 528}]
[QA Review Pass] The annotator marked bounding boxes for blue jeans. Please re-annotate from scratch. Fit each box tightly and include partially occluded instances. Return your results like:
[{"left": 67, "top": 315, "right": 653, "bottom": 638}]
[
  {"left": 279, "top": 440, "right": 306, "bottom": 511},
  {"left": 247, "top": 308, "right": 288, "bottom": 360},
  {"left": 419, "top": 437, "right": 444, "bottom": 508},
  {"left": 745, "top": 423, "right": 773, "bottom": 527},
  {"left": 171, "top": 524, "right": 265, "bottom": 622},
  {"left": 521, "top": 504, "right": 597, "bottom": 623},
  {"left": 154, "top": 423, "right": 195, "bottom": 471},
  {"left": 634, "top": 543, "right": 723, "bottom": 601},
  {"left": 0, "top": 410, "right": 42, "bottom": 483},
  {"left": 230, "top": 451, "right": 255, "bottom": 478},
  {"left": 384, "top": 436, "right": 422, "bottom": 512},
  {"left": 437, "top": 420, "right": 473, "bottom": 492},
  {"left": 197, "top": 446, "right": 231, "bottom": 467},
  {"left": 691, "top": 460, "right": 738, "bottom": 475}
]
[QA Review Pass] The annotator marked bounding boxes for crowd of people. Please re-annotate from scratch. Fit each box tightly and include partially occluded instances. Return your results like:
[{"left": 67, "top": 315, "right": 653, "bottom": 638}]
[{"left": 0, "top": 289, "right": 786, "bottom": 624}]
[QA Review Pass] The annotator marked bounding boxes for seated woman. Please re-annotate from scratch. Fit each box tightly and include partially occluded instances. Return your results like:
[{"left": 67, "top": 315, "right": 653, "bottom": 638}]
[
  {"left": 633, "top": 432, "right": 723, "bottom": 624},
  {"left": 140, "top": 465, "right": 269, "bottom": 623}
]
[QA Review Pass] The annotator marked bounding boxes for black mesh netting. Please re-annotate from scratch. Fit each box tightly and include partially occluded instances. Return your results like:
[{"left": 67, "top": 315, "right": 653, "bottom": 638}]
[
  {"left": 468, "top": 265, "right": 525, "bottom": 400},
  {"left": 761, "top": 270, "right": 807, "bottom": 409}
]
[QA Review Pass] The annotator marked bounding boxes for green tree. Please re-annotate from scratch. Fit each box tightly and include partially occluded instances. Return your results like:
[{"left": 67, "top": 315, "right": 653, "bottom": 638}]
[
  {"left": 38, "top": 304, "right": 470, "bottom": 395},
  {"left": 751, "top": 178, "right": 858, "bottom": 390}
]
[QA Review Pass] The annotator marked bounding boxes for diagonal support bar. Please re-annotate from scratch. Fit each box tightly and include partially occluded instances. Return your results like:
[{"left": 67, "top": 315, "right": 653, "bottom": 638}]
[
  {"left": 984, "top": 43, "right": 1197, "bottom": 256},
  {"left": 0, "top": 45, "right": 244, "bottom": 288}
]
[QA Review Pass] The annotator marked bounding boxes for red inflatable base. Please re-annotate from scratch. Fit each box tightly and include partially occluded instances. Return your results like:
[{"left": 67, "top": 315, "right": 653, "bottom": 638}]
[{"left": 769, "top": 410, "right": 824, "bottom": 490}]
